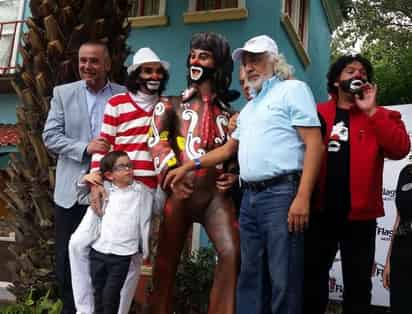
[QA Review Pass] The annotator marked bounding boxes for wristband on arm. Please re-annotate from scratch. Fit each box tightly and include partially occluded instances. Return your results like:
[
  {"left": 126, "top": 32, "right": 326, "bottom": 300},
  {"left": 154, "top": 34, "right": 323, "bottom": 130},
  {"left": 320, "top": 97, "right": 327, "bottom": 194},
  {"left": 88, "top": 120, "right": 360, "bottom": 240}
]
[{"left": 194, "top": 158, "right": 201, "bottom": 170}]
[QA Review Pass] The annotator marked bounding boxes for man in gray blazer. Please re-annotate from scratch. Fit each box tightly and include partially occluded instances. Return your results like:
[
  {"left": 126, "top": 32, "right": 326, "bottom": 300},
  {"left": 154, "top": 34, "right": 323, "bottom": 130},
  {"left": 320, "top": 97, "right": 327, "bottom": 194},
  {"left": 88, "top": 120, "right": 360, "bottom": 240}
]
[{"left": 43, "top": 41, "right": 125, "bottom": 314}]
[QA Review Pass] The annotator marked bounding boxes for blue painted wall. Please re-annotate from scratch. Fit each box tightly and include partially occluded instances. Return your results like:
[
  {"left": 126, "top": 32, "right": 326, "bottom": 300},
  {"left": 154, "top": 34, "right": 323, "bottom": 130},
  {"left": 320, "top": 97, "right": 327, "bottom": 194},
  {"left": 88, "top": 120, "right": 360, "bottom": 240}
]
[
  {"left": 7, "top": 0, "right": 332, "bottom": 113},
  {"left": 0, "top": 94, "right": 18, "bottom": 124},
  {"left": 0, "top": 0, "right": 28, "bottom": 126},
  {"left": 305, "top": 0, "right": 332, "bottom": 101},
  {"left": 0, "top": 0, "right": 30, "bottom": 166},
  {"left": 0, "top": 94, "right": 18, "bottom": 168},
  {"left": 127, "top": 0, "right": 332, "bottom": 108}
]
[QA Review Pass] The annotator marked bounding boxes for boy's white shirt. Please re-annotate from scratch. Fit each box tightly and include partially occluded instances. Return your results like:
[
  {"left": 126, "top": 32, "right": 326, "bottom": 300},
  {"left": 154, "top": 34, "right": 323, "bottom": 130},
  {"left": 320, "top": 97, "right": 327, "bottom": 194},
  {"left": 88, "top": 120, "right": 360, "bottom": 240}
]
[
  {"left": 76, "top": 173, "right": 165, "bottom": 214},
  {"left": 76, "top": 180, "right": 153, "bottom": 259}
]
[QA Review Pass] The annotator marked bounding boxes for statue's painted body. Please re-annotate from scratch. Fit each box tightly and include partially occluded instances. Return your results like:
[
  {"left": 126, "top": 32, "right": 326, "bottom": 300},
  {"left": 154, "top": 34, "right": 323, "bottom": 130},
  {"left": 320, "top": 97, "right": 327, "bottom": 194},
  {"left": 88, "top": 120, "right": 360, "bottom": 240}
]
[{"left": 147, "top": 33, "right": 240, "bottom": 314}]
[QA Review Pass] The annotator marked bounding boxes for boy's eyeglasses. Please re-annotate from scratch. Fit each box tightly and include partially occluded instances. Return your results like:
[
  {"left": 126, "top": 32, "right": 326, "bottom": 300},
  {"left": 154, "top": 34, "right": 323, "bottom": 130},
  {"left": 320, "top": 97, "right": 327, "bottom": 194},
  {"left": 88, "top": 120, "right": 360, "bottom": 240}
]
[{"left": 112, "top": 162, "right": 134, "bottom": 172}]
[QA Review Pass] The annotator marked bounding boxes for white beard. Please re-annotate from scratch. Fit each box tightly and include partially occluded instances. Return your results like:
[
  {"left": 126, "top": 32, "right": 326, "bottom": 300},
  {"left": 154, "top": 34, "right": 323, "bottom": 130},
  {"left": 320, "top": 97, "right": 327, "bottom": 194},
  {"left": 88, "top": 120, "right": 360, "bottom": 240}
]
[
  {"left": 248, "top": 62, "right": 275, "bottom": 94},
  {"left": 248, "top": 72, "right": 273, "bottom": 93}
]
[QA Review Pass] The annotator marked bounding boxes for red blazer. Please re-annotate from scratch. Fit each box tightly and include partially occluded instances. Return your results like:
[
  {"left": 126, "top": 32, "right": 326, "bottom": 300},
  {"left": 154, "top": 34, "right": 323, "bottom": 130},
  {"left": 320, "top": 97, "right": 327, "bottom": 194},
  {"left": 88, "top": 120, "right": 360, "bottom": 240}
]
[{"left": 314, "top": 99, "right": 410, "bottom": 220}]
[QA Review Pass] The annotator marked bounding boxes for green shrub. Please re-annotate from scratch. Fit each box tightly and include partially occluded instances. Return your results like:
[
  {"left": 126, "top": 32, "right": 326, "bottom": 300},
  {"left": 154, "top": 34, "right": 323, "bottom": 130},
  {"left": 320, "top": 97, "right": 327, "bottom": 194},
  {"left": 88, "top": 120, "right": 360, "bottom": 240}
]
[
  {"left": 0, "top": 289, "right": 62, "bottom": 314},
  {"left": 173, "top": 247, "right": 216, "bottom": 314}
]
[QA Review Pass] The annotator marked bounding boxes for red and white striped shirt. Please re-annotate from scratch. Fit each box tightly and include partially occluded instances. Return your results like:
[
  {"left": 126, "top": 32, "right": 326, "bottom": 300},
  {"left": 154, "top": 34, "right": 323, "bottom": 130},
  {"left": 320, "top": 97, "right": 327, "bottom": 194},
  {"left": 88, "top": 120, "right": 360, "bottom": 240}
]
[{"left": 91, "top": 92, "right": 157, "bottom": 189}]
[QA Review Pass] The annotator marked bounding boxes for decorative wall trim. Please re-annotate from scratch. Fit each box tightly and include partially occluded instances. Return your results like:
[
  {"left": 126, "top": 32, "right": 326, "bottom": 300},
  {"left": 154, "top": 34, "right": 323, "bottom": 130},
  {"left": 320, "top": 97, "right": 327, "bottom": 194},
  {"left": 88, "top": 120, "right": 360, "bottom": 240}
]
[
  {"left": 183, "top": 7, "right": 248, "bottom": 24},
  {"left": 129, "top": 15, "right": 168, "bottom": 28}
]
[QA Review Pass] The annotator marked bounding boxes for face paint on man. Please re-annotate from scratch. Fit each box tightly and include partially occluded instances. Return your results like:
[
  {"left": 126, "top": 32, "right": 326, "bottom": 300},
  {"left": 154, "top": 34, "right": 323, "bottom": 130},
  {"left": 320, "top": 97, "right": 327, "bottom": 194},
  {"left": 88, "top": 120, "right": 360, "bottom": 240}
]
[
  {"left": 139, "top": 62, "right": 165, "bottom": 94},
  {"left": 335, "top": 61, "right": 369, "bottom": 98},
  {"left": 339, "top": 78, "right": 368, "bottom": 97},
  {"left": 145, "top": 80, "right": 161, "bottom": 91}
]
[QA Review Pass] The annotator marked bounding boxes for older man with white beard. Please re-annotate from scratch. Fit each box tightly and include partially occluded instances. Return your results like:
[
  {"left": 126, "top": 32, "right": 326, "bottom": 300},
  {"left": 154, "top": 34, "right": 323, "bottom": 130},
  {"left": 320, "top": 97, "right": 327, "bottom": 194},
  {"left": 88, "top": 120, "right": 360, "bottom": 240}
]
[{"left": 164, "top": 35, "right": 324, "bottom": 314}]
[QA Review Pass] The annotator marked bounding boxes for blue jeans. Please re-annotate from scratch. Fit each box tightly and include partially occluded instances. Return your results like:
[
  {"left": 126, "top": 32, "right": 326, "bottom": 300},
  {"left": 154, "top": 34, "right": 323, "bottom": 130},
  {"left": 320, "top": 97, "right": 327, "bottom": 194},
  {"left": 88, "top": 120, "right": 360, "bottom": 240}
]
[{"left": 237, "top": 178, "right": 303, "bottom": 314}]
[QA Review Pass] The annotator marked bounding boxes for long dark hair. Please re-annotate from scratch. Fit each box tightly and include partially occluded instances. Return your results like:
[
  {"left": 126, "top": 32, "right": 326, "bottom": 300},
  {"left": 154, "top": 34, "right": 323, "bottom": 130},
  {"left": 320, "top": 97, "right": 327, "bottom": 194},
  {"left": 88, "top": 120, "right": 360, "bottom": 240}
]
[{"left": 187, "top": 32, "right": 234, "bottom": 101}]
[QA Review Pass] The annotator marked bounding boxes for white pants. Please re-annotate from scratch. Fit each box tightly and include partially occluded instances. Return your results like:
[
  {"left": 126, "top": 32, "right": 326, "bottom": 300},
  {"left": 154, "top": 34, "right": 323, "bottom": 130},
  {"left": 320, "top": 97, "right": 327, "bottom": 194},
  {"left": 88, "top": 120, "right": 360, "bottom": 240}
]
[{"left": 69, "top": 209, "right": 141, "bottom": 314}]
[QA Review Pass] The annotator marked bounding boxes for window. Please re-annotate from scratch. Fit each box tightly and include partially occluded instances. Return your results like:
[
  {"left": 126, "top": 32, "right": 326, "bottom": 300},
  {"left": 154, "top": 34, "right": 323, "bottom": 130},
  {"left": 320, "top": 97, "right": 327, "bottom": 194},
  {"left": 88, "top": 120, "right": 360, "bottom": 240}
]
[
  {"left": 281, "top": 0, "right": 310, "bottom": 66},
  {"left": 129, "top": 0, "right": 160, "bottom": 17},
  {"left": 194, "top": 0, "right": 239, "bottom": 11},
  {"left": 0, "top": 0, "right": 25, "bottom": 75},
  {"left": 184, "top": 0, "right": 248, "bottom": 24},
  {"left": 283, "top": 0, "right": 308, "bottom": 44},
  {"left": 128, "top": 0, "right": 168, "bottom": 28}
]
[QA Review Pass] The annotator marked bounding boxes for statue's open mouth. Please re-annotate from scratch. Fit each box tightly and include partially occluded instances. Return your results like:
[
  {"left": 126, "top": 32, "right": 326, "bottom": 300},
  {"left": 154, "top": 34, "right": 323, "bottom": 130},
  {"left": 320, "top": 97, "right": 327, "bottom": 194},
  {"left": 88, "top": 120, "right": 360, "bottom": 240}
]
[{"left": 190, "top": 66, "right": 203, "bottom": 81}]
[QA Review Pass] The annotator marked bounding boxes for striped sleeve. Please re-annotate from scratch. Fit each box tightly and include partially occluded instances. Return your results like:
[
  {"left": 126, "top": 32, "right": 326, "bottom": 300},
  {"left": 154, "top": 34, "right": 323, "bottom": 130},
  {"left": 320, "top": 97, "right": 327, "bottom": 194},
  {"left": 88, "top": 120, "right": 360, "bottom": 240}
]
[{"left": 90, "top": 96, "right": 120, "bottom": 172}]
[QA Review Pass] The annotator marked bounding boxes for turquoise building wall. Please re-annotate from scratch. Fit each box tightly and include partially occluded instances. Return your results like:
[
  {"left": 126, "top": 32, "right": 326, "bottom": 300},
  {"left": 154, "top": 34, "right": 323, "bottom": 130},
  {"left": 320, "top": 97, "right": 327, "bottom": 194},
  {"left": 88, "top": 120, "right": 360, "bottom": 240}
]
[
  {"left": 0, "top": 95, "right": 18, "bottom": 124},
  {"left": 0, "top": 0, "right": 28, "bottom": 126},
  {"left": 127, "top": 0, "right": 332, "bottom": 108},
  {"left": 4, "top": 0, "right": 332, "bottom": 121},
  {"left": 0, "top": 95, "right": 19, "bottom": 168},
  {"left": 0, "top": 0, "right": 29, "bottom": 168}
]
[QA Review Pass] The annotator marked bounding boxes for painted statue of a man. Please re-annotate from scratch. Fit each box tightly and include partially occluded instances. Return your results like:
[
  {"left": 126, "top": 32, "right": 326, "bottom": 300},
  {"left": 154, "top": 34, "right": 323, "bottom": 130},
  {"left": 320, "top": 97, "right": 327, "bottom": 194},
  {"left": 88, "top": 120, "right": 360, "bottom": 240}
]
[{"left": 147, "top": 32, "right": 240, "bottom": 314}]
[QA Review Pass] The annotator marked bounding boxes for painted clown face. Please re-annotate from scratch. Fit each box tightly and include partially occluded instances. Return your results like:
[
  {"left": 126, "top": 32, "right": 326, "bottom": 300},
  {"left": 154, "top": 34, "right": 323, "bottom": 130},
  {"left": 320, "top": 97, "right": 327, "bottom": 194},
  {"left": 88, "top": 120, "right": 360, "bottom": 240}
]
[
  {"left": 188, "top": 49, "right": 216, "bottom": 83},
  {"left": 139, "top": 62, "right": 166, "bottom": 94}
]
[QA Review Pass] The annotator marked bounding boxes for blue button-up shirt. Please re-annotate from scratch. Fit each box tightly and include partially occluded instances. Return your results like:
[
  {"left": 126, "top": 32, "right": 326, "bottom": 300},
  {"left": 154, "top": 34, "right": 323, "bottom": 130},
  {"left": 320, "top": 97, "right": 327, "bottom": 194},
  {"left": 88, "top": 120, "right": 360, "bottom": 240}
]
[
  {"left": 232, "top": 76, "right": 320, "bottom": 181},
  {"left": 83, "top": 81, "right": 114, "bottom": 139}
]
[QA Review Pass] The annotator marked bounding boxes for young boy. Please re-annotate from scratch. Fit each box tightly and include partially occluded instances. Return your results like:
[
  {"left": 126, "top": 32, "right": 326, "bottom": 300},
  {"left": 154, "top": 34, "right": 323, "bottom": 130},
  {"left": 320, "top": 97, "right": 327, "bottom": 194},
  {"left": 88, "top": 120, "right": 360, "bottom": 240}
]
[{"left": 79, "top": 151, "right": 152, "bottom": 314}]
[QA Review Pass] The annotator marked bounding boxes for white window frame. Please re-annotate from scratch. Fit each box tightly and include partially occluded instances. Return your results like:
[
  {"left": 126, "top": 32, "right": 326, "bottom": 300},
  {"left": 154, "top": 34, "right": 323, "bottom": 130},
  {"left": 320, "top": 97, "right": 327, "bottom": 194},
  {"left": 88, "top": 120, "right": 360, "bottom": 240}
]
[
  {"left": 184, "top": 0, "right": 248, "bottom": 24},
  {"left": 0, "top": 0, "right": 25, "bottom": 75},
  {"left": 128, "top": 0, "right": 168, "bottom": 28},
  {"left": 281, "top": 0, "right": 311, "bottom": 67}
]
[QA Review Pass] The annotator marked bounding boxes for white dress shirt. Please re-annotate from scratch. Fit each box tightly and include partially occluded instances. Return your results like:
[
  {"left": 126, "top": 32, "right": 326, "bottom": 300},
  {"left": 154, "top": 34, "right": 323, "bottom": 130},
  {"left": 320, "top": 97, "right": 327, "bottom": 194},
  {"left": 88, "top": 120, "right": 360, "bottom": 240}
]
[
  {"left": 91, "top": 181, "right": 153, "bottom": 256},
  {"left": 83, "top": 81, "right": 114, "bottom": 139}
]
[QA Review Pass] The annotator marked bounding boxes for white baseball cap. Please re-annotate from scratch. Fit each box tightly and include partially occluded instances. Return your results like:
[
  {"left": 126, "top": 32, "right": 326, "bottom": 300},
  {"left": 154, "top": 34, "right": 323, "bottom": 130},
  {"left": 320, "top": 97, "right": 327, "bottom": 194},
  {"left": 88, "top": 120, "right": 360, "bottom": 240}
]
[
  {"left": 232, "top": 35, "right": 279, "bottom": 62},
  {"left": 127, "top": 47, "right": 170, "bottom": 74}
]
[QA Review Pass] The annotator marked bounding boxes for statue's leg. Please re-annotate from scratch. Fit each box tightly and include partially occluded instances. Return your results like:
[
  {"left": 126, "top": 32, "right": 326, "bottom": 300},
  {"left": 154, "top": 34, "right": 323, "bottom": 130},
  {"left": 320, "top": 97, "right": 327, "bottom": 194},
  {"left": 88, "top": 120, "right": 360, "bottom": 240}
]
[
  {"left": 148, "top": 197, "right": 190, "bottom": 314},
  {"left": 203, "top": 196, "right": 240, "bottom": 314}
]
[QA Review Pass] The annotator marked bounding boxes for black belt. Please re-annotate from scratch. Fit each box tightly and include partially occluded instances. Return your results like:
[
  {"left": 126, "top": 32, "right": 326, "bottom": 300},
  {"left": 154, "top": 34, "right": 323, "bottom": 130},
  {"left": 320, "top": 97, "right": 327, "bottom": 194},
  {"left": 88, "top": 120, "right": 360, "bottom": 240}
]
[{"left": 240, "top": 173, "right": 300, "bottom": 192}]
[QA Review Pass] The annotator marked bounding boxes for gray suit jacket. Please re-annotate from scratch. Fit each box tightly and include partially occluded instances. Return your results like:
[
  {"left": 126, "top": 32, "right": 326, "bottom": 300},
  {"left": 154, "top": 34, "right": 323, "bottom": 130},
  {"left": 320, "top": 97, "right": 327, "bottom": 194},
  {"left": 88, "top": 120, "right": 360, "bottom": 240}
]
[{"left": 42, "top": 80, "right": 126, "bottom": 208}]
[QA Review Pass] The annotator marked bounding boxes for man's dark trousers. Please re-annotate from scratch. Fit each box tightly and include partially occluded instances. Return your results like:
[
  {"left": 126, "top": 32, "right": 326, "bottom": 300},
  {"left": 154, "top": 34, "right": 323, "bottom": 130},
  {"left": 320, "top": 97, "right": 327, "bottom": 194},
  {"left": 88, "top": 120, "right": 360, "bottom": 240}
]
[
  {"left": 303, "top": 213, "right": 376, "bottom": 314},
  {"left": 55, "top": 203, "right": 87, "bottom": 314}
]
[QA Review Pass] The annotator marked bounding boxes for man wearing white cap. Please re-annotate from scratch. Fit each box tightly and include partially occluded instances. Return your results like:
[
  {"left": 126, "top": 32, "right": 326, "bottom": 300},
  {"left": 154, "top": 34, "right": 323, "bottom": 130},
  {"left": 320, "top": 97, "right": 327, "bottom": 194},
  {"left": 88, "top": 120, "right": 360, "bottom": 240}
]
[
  {"left": 68, "top": 47, "right": 169, "bottom": 314},
  {"left": 164, "top": 35, "right": 324, "bottom": 314}
]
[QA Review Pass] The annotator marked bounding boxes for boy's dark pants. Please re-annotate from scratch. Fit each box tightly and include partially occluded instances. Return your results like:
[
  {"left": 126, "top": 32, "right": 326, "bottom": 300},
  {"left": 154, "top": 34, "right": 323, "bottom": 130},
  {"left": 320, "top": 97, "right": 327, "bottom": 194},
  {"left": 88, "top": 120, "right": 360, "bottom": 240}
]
[{"left": 90, "top": 249, "right": 132, "bottom": 314}]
